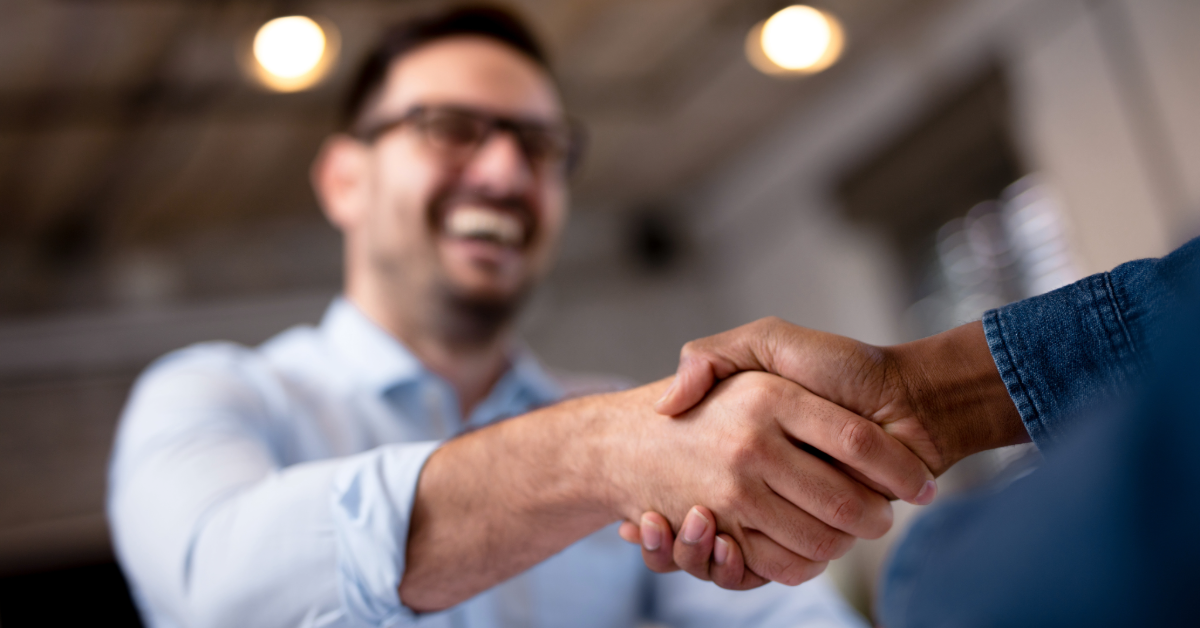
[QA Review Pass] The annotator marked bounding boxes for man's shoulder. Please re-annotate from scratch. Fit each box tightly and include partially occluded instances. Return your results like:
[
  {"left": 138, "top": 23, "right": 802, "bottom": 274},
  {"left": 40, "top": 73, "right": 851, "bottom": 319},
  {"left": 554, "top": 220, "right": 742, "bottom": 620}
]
[{"left": 135, "top": 323, "right": 326, "bottom": 397}]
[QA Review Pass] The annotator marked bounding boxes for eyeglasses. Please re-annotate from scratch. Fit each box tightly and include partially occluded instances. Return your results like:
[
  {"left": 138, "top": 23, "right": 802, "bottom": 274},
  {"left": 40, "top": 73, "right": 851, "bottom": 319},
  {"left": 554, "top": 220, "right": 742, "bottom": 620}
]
[{"left": 351, "top": 105, "right": 586, "bottom": 175}]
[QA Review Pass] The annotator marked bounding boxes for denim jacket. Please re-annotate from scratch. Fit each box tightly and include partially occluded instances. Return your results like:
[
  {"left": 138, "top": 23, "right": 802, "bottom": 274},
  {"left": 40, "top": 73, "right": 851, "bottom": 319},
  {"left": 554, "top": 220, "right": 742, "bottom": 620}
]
[
  {"left": 879, "top": 237, "right": 1200, "bottom": 628},
  {"left": 983, "top": 236, "right": 1199, "bottom": 449}
]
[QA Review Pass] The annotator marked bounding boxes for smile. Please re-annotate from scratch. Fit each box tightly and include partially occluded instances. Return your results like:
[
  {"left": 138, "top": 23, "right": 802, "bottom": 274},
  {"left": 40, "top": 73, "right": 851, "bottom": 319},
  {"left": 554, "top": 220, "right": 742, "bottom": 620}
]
[{"left": 444, "top": 206, "right": 527, "bottom": 248}]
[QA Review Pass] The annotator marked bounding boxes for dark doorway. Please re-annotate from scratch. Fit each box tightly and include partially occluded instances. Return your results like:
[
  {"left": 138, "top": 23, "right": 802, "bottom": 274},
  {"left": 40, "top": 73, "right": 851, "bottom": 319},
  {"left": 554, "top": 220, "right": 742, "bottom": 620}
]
[{"left": 0, "top": 561, "right": 143, "bottom": 627}]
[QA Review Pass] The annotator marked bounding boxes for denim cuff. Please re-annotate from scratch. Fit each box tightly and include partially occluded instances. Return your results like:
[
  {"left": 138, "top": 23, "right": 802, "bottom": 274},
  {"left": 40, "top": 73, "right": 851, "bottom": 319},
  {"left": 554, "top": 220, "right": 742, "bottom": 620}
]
[{"left": 982, "top": 272, "right": 1142, "bottom": 451}]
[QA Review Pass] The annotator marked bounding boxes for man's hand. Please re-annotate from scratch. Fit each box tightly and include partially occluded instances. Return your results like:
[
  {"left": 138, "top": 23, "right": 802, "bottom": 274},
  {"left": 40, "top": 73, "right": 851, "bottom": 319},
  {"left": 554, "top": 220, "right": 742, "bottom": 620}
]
[
  {"left": 601, "top": 372, "right": 937, "bottom": 587},
  {"left": 620, "top": 317, "right": 1028, "bottom": 587},
  {"left": 617, "top": 505, "right": 766, "bottom": 590},
  {"left": 401, "top": 369, "right": 938, "bottom": 609}
]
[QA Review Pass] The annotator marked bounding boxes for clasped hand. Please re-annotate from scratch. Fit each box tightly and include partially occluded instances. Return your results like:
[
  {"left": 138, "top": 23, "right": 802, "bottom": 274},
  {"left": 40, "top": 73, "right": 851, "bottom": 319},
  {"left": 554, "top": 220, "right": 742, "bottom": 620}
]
[{"left": 615, "top": 316, "right": 1011, "bottom": 590}]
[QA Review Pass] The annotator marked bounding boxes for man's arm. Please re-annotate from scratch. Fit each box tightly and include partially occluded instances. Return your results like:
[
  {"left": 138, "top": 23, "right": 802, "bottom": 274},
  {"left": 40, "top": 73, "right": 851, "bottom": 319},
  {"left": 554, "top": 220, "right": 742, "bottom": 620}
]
[
  {"left": 399, "top": 372, "right": 937, "bottom": 611},
  {"left": 112, "top": 347, "right": 933, "bottom": 626},
  {"left": 109, "top": 346, "right": 365, "bottom": 628}
]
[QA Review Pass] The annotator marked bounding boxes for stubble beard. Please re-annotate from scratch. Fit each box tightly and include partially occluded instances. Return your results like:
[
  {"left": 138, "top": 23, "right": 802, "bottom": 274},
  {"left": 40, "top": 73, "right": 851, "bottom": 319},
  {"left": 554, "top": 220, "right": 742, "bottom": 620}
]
[
  {"left": 424, "top": 184, "right": 541, "bottom": 351},
  {"left": 432, "top": 278, "right": 532, "bottom": 351}
]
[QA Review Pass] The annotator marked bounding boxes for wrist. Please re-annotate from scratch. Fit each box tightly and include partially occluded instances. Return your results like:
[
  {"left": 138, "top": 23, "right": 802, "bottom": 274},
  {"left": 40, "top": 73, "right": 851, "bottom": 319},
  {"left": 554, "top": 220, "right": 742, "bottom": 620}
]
[
  {"left": 573, "top": 380, "right": 674, "bottom": 522},
  {"left": 889, "top": 321, "right": 1027, "bottom": 473},
  {"left": 526, "top": 394, "right": 627, "bottom": 525},
  {"left": 564, "top": 393, "right": 629, "bottom": 520}
]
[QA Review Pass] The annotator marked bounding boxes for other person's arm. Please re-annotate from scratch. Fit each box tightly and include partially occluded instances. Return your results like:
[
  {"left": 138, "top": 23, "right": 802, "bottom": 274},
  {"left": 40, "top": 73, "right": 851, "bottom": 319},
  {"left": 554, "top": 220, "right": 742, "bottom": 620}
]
[
  {"left": 621, "top": 319, "right": 1023, "bottom": 581},
  {"left": 660, "top": 236, "right": 1200, "bottom": 458},
  {"left": 625, "top": 236, "right": 1200, "bottom": 580}
]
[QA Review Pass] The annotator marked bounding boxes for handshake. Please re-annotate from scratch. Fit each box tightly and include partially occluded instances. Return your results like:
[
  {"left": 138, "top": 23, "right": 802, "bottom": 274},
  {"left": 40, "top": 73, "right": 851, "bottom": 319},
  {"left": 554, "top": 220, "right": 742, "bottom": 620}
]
[
  {"left": 604, "top": 316, "right": 1027, "bottom": 590},
  {"left": 402, "top": 314, "right": 1029, "bottom": 612}
]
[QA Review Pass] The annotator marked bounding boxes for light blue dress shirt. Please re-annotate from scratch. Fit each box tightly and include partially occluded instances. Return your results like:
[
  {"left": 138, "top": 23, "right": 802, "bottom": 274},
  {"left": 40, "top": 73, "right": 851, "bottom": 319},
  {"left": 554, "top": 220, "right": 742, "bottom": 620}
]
[{"left": 108, "top": 298, "right": 867, "bottom": 628}]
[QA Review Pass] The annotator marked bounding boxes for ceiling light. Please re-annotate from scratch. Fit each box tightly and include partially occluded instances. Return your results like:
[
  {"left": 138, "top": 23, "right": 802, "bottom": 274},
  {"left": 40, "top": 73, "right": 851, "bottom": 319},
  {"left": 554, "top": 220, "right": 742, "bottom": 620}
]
[
  {"left": 248, "top": 16, "right": 339, "bottom": 92},
  {"left": 746, "top": 5, "right": 844, "bottom": 77}
]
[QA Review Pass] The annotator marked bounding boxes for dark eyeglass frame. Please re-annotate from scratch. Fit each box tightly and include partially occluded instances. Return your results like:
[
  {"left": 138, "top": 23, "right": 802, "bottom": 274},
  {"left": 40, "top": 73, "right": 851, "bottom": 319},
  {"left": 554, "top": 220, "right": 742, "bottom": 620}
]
[{"left": 350, "top": 104, "right": 587, "bottom": 175}]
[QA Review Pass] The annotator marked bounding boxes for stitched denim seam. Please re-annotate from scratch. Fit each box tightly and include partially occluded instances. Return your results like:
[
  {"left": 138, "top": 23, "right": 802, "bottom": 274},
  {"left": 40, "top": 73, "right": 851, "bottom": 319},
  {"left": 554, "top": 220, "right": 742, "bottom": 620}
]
[
  {"left": 1102, "top": 271, "right": 1141, "bottom": 378},
  {"left": 985, "top": 309, "right": 1046, "bottom": 446},
  {"left": 1007, "top": 311, "right": 1049, "bottom": 445}
]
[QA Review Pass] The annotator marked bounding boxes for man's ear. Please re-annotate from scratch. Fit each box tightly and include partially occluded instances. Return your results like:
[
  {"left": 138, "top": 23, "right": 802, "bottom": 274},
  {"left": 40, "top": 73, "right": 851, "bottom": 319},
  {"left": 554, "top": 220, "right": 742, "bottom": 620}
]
[{"left": 311, "top": 135, "right": 370, "bottom": 231}]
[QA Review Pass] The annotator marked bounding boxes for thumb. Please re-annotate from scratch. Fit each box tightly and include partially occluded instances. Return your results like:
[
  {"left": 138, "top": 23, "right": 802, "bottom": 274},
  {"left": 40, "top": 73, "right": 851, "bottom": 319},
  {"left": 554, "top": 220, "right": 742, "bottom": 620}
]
[
  {"left": 653, "top": 319, "right": 781, "bottom": 416},
  {"left": 653, "top": 355, "right": 718, "bottom": 416}
]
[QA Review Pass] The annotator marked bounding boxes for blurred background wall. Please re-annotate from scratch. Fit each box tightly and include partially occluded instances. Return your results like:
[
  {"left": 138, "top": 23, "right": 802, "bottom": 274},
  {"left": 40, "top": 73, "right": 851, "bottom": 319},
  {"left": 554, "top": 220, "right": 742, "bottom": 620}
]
[{"left": 1, "top": 0, "right": 1197, "bottom": 625}]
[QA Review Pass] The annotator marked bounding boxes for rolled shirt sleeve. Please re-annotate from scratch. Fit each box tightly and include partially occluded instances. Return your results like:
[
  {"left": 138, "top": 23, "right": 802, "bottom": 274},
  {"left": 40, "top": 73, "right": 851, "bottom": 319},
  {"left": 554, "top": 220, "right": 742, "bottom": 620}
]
[
  {"left": 982, "top": 236, "right": 1200, "bottom": 449},
  {"left": 331, "top": 442, "right": 441, "bottom": 627},
  {"left": 108, "top": 344, "right": 440, "bottom": 628}
]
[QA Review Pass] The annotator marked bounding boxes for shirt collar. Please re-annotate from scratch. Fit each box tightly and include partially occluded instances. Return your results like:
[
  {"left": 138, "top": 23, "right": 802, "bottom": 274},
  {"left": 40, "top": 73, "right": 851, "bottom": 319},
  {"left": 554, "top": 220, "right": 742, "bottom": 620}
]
[
  {"left": 319, "top": 297, "right": 563, "bottom": 406},
  {"left": 320, "top": 297, "right": 425, "bottom": 392}
]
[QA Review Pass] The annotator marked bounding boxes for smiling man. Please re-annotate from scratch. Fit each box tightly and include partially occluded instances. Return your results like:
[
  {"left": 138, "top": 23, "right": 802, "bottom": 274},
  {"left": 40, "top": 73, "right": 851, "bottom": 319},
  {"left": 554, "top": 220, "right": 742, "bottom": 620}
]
[{"left": 107, "top": 7, "right": 934, "bottom": 627}]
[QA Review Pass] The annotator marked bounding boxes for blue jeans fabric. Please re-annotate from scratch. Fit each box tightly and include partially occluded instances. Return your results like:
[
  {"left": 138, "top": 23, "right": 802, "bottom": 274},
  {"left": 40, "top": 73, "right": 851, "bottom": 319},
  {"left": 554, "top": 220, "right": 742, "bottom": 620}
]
[{"left": 878, "top": 237, "right": 1200, "bottom": 627}]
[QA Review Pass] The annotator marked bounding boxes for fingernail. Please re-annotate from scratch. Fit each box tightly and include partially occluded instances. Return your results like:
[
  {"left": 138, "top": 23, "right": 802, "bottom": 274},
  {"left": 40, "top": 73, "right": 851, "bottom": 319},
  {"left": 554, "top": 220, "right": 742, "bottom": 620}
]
[
  {"left": 656, "top": 378, "right": 678, "bottom": 408},
  {"left": 641, "top": 515, "right": 662, "bottom": 551},
  {"left": 714, "top": 536, "right": 730, "bottom": 565},
  {"left": 914, "top": 480, "right": 937, "bottom": 506},
  {"left": 681, "top": 507, "right": 709, "bottom": 545}
]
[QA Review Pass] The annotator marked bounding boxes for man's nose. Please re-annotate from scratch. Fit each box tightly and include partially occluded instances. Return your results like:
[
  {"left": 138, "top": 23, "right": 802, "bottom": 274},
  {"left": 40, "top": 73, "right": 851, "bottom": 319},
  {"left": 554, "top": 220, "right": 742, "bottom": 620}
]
[{"left": 461, "top": 130, "right": 534, "bottom": 194}]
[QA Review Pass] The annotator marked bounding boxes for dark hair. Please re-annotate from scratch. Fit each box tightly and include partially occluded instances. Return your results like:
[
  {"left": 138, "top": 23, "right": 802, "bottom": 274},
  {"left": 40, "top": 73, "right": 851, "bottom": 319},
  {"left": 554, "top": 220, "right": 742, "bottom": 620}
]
[{"left": 341, "top": 5, "right": 550, "bottom": 130}]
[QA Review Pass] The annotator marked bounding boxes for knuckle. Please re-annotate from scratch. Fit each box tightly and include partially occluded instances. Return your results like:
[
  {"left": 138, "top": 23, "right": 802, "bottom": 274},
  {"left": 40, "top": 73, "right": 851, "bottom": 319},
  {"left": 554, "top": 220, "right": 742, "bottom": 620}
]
[
  {"left": 756, "top": 315, "right": 783, "bottom": 330},
  {"left": 860, "top": 498, "right": 894, "bottom": 539},
  {"left": 761, "top": 555, "right": 813, "bottom": 587},
  {"left": 738, "top": 377, "right": 775, "bottom": 411},
  {"left": 803, "top": 560, "right": 829, "bottom": 582},
  {"left": 713, "top": 571, "right": 739, "bottom": 590},
  {"left": 711, "top": 483, "right": 748, "bottom": 515},
  {"left": 756, "top": 557, "right": 788, "bottom": 583},
  {"left": 725, "top": 434, "right": 763, "bottom": 474},
  {"left": 644, "top": 554, "right": 673, "bottom": 573},
  {"left": 683, "top": 559, "right": 711, "bottom": 580},
  {"left": 826, "top": 490, "right": 865, "bottom": 530},
  {"left": 835, "top": 418, "right": 880, "bottom": 463},
  {"left": 719, "top": 412, "right": 763, "bottom": 453},
  {"left": 810, "top": 530, "right": 854, "bottom": 563}
]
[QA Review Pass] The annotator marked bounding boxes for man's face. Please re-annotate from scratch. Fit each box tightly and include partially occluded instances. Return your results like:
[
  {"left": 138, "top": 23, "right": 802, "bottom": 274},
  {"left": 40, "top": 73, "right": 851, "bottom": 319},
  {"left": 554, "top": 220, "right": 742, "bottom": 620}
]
[{"left": 351, "top": 36, "right": 568, "bottom": 311}]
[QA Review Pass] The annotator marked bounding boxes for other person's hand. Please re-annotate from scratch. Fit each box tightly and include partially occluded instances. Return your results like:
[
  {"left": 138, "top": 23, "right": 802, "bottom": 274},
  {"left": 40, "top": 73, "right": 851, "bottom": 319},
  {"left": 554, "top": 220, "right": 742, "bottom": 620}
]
[{"left": 621, "top": 317, "right": 1027, "bottom": 587}]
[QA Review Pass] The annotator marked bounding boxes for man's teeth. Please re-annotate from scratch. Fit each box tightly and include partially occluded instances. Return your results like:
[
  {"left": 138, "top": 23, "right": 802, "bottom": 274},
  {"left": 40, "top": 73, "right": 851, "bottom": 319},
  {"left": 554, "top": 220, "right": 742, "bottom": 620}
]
[{"left": 445, "top": 207, "right": 524, "bottom": 246}]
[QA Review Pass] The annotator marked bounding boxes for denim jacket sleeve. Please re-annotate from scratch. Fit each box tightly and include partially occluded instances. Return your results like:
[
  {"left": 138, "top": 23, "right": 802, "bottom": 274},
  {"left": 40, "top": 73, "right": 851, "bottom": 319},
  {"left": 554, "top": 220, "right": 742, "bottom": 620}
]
[{"left": 982, "top": 236, "right": 1200, "bottom": 450}]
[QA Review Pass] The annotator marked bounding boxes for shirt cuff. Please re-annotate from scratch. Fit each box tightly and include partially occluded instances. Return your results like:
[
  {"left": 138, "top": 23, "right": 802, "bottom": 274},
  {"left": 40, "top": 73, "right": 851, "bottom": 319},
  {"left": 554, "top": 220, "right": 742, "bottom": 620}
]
[
  {"left": 982, "top": 272, "right": 1141, "bottom": 451},
  {"left": 330, "top": 441, "right": 442, "bottom": 627}
]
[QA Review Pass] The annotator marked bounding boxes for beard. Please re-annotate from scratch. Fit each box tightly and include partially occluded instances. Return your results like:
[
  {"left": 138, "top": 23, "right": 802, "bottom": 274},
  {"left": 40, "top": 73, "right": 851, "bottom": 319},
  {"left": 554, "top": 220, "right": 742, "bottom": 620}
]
[
  {"left": 424, "top": 183, "right": 540, "bottom": 349},
  {"left": 433, "top": 278, "right": 532, "bottom": 349}
]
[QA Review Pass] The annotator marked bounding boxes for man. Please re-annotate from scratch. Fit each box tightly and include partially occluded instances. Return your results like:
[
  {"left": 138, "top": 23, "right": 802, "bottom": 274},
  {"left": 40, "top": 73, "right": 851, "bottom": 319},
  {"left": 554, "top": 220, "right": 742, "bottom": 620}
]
[{"left": 108, "top": 7, "right": 936, "bottom": 627}]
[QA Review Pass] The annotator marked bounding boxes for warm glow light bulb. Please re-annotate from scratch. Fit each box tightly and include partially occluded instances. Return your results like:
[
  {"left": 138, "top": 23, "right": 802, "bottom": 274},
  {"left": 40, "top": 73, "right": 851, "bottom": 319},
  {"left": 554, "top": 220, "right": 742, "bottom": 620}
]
[
  {"left": 747, "top": 5, "right": 844, "bottom": 77},
  {"left": 254, "top": 16, "right": 326, "bottom": 80}
]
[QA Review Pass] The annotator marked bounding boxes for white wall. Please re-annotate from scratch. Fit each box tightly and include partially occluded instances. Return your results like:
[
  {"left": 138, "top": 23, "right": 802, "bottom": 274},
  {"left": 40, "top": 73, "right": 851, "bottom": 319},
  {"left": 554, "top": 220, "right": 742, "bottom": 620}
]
[{"left": 1008, "top": 0, "right": 1200, "bottom": 274}]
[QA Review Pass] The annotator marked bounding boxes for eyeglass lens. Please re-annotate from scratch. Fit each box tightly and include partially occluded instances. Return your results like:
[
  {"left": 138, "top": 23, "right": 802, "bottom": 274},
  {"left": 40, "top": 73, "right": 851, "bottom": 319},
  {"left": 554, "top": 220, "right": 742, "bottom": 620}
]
[{"left": 415, "top": 109, "right": 571, "bottom": 171}]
